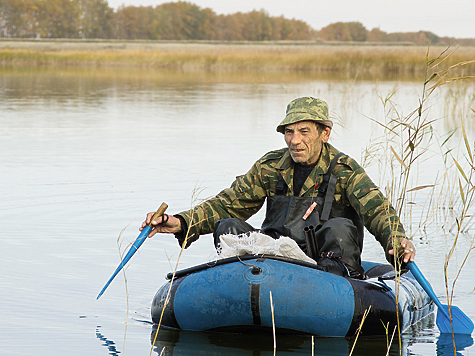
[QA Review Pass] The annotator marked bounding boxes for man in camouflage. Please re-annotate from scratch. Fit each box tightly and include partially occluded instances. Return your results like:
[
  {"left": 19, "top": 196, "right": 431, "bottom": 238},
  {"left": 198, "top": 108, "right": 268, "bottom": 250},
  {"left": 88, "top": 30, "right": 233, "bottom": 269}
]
[{"left": 142, "top": 97, "right": 415, "bottom": 273}]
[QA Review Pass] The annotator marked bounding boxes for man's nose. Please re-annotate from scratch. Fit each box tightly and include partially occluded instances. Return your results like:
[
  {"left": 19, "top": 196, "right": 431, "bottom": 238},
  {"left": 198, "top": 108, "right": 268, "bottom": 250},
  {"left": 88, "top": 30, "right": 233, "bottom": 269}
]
[{"left": 290, "top": 133, "right": 302, "bottom": 145}]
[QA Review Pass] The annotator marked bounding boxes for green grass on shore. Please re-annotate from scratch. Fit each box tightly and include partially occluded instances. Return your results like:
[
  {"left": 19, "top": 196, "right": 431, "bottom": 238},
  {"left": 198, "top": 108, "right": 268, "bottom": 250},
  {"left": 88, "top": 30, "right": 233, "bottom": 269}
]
[{"left": 1, "top": 40, "right": 474, "bottom": 78}]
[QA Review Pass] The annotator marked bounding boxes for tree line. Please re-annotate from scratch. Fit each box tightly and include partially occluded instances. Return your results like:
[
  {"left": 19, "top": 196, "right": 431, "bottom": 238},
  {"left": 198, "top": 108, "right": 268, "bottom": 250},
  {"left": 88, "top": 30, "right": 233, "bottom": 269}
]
[
  {"left": 0, "top": 0, "right": 470, "bottom": 44},
  {"left": 0, "top": 0, "right": 313, "bottom": 40},
  {"left": 317, "top": 22, "right": 468, "bottom": 46}
]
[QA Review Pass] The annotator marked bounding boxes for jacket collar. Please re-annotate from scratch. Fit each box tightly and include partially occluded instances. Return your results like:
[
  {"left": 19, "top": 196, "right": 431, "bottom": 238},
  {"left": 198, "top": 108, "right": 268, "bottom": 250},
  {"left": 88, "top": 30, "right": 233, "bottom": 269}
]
[{"left": 276, "top": 144, "right": 336, "bottom": 196}]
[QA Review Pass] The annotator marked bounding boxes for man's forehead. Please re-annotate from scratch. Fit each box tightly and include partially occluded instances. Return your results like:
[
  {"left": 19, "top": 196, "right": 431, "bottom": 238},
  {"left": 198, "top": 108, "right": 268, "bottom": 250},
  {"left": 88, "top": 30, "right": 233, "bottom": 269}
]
[{"left": 284, "top": 121, "right": 316, "bottom": 130}]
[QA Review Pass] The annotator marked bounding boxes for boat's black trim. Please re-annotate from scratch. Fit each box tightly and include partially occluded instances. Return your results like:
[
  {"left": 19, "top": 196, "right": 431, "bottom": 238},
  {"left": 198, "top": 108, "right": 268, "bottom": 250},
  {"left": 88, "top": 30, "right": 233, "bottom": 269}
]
[
  {"left": 166, "top": 254, "right": 325, "bottom": 280},
  {"left": 250, "top": 283, "right": 261, "bottom": 325},
  {"left": 345, "top": 277, "right": 400, "bottom": 337},
  {"left": 151, "top": 276, "right": 184, "bottom": 327},
  {"left": 364, "top": 263, "right": 394, "bottom": 279}
]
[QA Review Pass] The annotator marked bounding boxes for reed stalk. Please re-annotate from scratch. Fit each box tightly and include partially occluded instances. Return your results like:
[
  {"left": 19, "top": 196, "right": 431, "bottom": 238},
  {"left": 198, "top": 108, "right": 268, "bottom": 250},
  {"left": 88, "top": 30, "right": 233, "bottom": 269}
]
[
  {"left": 117, "top": 225, "right": 131, "bottom": 356},
  {"left": 442, "top": 118, "right": 475, "bottom": 350},
  {"left": 349, "top": 306, "right": 371, "bottom": 356},
  {"left": 270, "top": 291, "right": 277, "bottom": 356},
  {"left": 385, "top": 326, "right": 397, "bottom": 356}
]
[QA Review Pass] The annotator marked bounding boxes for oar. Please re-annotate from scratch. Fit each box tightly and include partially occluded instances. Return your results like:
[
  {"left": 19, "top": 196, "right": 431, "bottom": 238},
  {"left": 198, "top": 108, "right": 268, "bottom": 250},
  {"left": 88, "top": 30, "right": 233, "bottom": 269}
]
[
  {"left": 97, "top": 202, "right": 168, "bottom": 300},
  {"left": 407, "top": 262, "right": 474, "bottom": 335}
]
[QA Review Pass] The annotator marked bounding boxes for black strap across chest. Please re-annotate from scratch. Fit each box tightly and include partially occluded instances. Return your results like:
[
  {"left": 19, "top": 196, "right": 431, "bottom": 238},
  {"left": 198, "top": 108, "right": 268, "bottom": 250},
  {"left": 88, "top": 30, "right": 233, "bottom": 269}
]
[{"left": 318, "top": 152, "right": 345, "bottom": 196}]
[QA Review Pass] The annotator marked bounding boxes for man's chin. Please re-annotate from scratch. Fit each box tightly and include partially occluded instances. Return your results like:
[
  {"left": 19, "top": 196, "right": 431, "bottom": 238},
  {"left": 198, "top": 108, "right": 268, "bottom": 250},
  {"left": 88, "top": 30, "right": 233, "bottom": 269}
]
[{"left": 290, "top": 155, "right": 307, "bottom": 164}]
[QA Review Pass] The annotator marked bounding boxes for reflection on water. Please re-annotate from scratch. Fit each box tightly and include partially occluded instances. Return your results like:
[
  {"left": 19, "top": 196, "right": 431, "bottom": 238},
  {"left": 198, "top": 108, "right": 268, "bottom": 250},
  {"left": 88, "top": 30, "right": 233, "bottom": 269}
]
[
  {"left": 91, "top": 320, "right": 475, "bottom": 356},
  {"left": 147, "top": 313, "right": 465, "bottom": 356},
  {"left": 150, "top": 327, "right": 399, "bottom": 356},
  {"left": 96, "top": 326, "right": 122, "bottom": 356},
  {"left": 0, "top": 65, "right": 429, "bottom": 91},
  {"left": 149, "top": 324, "right": 474, "bottom": 356},
  {"left": 93, "top": 321, "right": 475, "bottom": 356},
  {"left": 436, "top": 334, "right": 474, "bottom": 356}
]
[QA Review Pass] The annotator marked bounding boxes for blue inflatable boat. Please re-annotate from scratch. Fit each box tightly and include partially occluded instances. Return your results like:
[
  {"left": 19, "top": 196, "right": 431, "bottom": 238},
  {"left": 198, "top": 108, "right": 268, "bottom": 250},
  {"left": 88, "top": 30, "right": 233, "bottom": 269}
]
[{"left": 151, "top": 255, "right": 434, "bottom": 337}]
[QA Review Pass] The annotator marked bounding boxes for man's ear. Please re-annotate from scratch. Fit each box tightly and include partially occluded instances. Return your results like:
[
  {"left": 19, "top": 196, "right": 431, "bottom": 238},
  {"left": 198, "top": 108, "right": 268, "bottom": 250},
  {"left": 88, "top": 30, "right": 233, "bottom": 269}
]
[{"left": 321, "top": 127, "right": 331, "bottom": 143}]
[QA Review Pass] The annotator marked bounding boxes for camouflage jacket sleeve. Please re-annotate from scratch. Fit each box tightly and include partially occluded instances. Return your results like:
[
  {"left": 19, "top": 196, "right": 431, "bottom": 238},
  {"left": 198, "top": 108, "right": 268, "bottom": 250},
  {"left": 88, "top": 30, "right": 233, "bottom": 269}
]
[
  {"left": 175, "top": 150, "right": 285, "bottom": 247},
  {"left": 335, "top": 154, "right": 406, "bottom": 263}
]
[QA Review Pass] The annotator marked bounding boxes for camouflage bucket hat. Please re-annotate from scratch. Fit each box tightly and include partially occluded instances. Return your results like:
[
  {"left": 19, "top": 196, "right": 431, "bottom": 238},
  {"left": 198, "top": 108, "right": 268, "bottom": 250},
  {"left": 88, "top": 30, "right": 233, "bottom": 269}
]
[{"left": 276, "top": 97, "right": 333, "bottom": 133}]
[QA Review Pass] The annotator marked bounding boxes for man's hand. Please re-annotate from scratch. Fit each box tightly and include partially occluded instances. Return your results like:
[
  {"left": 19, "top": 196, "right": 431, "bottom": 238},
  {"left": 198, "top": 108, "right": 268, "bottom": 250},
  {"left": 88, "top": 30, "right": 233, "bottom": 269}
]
[
  {"left": 140, "top": 212, "right": 182, "bottom": 237},
  {"left": 388, "top": 238, "right": 415, "bottom": 263}
]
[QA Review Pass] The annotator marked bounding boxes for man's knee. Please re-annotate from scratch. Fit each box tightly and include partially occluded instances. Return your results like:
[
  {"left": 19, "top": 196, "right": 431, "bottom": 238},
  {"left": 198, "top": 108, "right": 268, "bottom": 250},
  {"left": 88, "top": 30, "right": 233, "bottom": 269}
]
[
  {"left": 316, "top": 217, "right": 361, "bottom": 261},
  {"left": 315, "top": 217, "right": 364, "bottom": 278},
  {"left": 320, "top": 217, "right": 356, "bottom": 237},
  {"left": 213, "top": 218, "right": 256, "bottom": 248}
]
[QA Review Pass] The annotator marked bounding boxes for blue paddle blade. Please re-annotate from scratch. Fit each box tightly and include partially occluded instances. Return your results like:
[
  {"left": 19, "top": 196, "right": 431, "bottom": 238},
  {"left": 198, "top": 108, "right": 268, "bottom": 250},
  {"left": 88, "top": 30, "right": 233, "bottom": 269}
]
[
  {"left": 407, "top": 262, "right": 474, "bottom": 335},
  {"left": 96, "top": 226, "right": 151, "bottom": 300},
  {"left": 436, "top": 305, "right": 474, "bottom": 335}
]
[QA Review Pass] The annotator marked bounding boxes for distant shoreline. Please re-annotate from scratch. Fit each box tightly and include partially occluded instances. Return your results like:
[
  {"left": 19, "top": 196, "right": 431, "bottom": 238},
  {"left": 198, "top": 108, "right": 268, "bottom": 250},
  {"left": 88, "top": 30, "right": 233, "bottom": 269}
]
[
  {"left": 1, "top": 40, "right": 474, "bottom": 78},
  {"left": 0, "top": 38, "right": 464, "bottom": 48}
]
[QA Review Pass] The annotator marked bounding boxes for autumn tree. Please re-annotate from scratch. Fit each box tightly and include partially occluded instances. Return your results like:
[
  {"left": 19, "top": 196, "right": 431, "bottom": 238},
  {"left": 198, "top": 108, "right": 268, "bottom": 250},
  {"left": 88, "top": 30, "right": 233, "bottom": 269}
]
[
  {"left": 367, "top": 27, "right": 388, "bottom": 42},
  {"left": 318, "top": 22, "right": 351, "bottom": 41},
  {"left": 153, "top": 1, "right": 216, "bottom": 40},
  {"left": 0, "top": 0, "right": 39, "bottom": 37},
  {"left": 386, "top": 31, "right": 440, "bottom": 44},
  {"left": 286, "top": 18, "right": 315, "bottom": 40},
  {"left": 114, "top": 5, "right": 157, "bottom": 39},
  {"left": 0, "top": 0, "right": 113, "bottom": 38},
  {"left": 318, "top": 21, "right": 367, "bottom": 41},
  {"left": 78, "top": 0, "right": 114, "bottom": 39},
  {"left": 34, "top": 0, "right": 81, "bottom": 38},
  {"left": 347, "top": 22, "right": 367, "bottom": 41},
  {"left": 239, "top": 10, "right": 272, "bottom": 41},
  {"left": 209, "top": 10, "right": 314, "bottom": 41},
  {"left": 213, "top": 13, "right": 244, "bottom": 41}
]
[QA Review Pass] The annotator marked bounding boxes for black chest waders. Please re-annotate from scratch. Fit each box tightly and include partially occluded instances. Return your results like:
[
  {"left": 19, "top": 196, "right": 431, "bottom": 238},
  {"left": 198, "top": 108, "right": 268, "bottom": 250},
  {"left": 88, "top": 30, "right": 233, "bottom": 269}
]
[{"left": 260, "top": 152, "right": 366, "bottom": 278}]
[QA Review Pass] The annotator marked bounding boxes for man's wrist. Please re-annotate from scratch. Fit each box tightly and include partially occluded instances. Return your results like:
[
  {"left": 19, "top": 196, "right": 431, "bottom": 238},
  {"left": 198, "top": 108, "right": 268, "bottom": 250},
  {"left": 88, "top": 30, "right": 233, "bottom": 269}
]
[{"left": 173, "top": 214, "right": 187, "bottom": 234}]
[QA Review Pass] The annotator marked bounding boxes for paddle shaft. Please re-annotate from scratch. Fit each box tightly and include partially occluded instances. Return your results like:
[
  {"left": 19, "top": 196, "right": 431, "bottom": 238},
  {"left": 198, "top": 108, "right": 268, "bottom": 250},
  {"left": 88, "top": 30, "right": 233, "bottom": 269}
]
[
  {"left": 407, "top": 262, "right": 450, "bottom": 318},
  {"left": 97, "top": 202, "right": 168, "bottom": 299}
]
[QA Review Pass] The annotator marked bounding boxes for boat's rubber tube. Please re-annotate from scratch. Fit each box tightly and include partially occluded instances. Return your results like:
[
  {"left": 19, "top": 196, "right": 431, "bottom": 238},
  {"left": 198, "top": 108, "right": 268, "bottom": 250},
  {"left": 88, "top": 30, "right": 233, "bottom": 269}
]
[{"left": 151, "top": 255, "right": 433, "bottom": 336}]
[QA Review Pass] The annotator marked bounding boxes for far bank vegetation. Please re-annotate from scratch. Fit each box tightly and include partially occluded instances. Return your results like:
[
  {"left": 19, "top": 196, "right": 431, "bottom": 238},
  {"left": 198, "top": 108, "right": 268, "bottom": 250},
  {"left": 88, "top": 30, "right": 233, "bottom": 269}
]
[
  {"left": 0, "top": 0, "right": 473, "bottom": 45},
  {"left": 1, "top": 0, "right": 474, "bottom": 77}
]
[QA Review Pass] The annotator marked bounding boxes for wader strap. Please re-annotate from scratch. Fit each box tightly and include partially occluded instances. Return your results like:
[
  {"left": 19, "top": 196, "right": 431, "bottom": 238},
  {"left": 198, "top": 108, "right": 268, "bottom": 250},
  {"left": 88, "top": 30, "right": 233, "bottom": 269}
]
[
  {"left": 318, "top": 152, "right": 345, "bottom": 195},
  {"left": 319, "top": 152, "right": 345, "bottom": 222},
  {"left": 275, "top": 174, "right": 287, "bottom": 195},
  {"left": 340, "top": 255, "right": 366, "bottom": 279},
  {"left": 321, "top": 251, "right": 366, "bottom": 279},
  {"left": 321, "top": 175, "right": 337, "bottom": 222}
]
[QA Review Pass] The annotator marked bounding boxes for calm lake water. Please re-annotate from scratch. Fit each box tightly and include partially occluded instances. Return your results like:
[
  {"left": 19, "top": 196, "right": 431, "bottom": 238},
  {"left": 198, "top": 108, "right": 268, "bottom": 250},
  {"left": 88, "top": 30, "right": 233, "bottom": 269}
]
[{"left": 1, "top": 67, "right": 474, "bottom": 355}]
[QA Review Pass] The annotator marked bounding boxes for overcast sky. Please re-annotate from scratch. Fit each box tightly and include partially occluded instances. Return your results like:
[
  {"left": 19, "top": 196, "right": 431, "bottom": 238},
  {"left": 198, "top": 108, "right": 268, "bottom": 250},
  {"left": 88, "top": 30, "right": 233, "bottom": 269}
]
[{"left": 107, "top": 0, "right": 474, "bottom": 39}]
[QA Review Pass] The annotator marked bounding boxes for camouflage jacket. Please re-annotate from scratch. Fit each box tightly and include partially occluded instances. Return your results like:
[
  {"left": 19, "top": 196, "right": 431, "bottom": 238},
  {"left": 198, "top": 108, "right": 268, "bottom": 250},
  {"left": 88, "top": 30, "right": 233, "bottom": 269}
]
[{"left": 177, "top": 143, "right": 406, "bottom": 262}]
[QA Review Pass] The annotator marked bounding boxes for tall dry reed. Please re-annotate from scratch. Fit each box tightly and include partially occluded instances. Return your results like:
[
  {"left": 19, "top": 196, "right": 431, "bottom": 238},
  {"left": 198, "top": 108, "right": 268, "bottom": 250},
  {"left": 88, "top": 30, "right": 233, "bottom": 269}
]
[
  {"left": 1, "top": 41, "right": 475, "bottom": 78},
  {"left": 363, "top": 44, "right": 475, "bottom": 354}
]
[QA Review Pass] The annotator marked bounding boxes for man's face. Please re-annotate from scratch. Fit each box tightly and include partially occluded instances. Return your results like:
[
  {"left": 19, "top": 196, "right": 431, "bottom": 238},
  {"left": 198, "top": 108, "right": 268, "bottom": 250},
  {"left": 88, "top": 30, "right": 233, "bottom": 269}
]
[{"left": 284, "top": 121, "right": 331, "bottom": 165}]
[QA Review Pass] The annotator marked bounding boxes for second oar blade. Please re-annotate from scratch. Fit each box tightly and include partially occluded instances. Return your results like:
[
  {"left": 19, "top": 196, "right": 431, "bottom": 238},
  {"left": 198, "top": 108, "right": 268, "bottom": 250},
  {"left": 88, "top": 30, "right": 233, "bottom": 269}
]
[{"left": 407, "top": 262, "right": 474, "bottom": 335}]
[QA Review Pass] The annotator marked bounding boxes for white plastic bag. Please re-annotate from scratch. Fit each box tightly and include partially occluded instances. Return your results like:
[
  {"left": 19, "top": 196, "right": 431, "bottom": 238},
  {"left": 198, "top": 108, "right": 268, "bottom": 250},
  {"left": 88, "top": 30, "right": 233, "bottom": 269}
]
[{"left": 217, "top": 232, "right": 317, "bottom": 265}]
